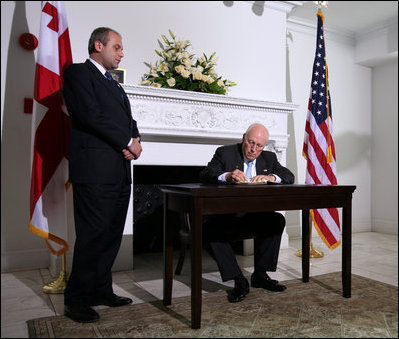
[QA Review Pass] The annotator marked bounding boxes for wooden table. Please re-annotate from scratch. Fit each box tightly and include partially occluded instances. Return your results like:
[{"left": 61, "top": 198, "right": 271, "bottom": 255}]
[{"left": 160, "top": 183, "right": 356, "bottom": 329}]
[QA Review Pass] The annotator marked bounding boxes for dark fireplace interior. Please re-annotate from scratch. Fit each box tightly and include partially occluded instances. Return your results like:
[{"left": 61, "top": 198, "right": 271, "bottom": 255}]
[{"left": 132, "top": 165, "right": 205, "bottom": 254}]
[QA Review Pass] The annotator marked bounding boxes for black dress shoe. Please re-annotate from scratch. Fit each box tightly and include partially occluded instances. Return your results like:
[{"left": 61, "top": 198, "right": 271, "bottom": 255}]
[
  {"left": 64, "top": 305, "right": 99, "bottom": 323},
  {"left": 91, "top": 293, "right": 133, "bottom": 307},
  {"left": 251, "top": 273, "right": 287, "bottom": 292},
  {"left": 228, "top": 276, "right": 250, "bottom": 303}
]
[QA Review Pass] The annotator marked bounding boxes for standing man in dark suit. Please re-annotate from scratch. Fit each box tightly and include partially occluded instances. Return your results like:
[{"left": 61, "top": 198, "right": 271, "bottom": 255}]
[
  {"left": 200, "top": 123, "right": 295, "bottom": 303},
  {"left": 62, "top": 27, "right": 142, "bottom": 323}
]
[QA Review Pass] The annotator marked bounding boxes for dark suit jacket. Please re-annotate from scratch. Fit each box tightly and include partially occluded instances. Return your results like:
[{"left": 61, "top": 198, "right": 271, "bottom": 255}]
[
  {"left": 63, "top": 59, "right": 140, "bottom": 184},
  {"left": 200, "top": 143, "right": 295, "bottom": 184}
]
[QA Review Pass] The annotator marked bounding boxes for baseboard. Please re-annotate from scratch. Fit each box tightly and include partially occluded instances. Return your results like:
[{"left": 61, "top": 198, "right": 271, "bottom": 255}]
[
  {"left": 1, "top": 247, "right": 50, "bottom": 272},
  {"left": 114, "top": 234, "right": 133, "bottom": 271},
  {"left": 1, "top": 234, "right": 133, "bottom": 274},
  {"left": 372, "top": 217, "right": 398, "bottom": 234}
]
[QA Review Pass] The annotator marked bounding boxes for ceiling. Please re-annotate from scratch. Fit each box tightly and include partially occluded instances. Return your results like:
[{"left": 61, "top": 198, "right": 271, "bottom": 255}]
[{"left": 287, "top": 1, "right": 398, "bottom": 36}]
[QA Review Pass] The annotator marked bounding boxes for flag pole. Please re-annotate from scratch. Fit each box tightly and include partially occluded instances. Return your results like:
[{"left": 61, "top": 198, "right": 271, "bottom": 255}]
[
  {"left": 296, "top": 213, "right": 324, "bottom": 258},
  {"left": 43, "top": 253, "right": 68, "bottom": 294}
]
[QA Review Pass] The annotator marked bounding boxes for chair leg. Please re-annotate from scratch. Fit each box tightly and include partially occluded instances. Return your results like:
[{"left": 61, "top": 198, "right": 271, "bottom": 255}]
[
  {"left": 175, "top": 212, "right": 191, "bottom": 275},
  {"left": 175, "top": 235, "right": 187, "bottom": 275}
]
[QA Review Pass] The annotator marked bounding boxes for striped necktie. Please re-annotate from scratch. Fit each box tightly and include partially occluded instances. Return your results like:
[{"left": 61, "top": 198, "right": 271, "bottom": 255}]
[
  {"left": 104, "top": 71, "right": 112, "bottom": 81},
  {"left": 105, "top": 71, "right": 124, "bottom": 102}
]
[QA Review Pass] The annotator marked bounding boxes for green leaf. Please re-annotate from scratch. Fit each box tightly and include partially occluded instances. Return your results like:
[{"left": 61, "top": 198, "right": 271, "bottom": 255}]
[
  {"left": 157, "top": 40, "right": 165, "bottom": 50},
  {"left": 162, "top": 34, "right": 171, "bottom": 45}
]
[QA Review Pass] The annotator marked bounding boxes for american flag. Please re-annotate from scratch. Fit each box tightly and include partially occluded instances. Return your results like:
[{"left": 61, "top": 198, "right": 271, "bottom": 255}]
[
  {"left": 303, "top": 11, "right": 340, "bottom": 249},
  {"left": 29, "top": 1, "right": 72, "bottom": 255}
]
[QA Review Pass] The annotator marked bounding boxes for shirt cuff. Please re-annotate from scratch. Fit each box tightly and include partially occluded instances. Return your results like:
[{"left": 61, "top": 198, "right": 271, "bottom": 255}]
[
  {"left": 127, "top": 138, "right": 133, "bottom": 147},
  {"left": 218, "top": 172, "right": 229, "bottom": 182}
]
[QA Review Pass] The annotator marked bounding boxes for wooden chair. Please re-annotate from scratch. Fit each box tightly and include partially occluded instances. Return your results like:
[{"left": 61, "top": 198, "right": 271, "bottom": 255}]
[{"left": 174, "top": 212, "right": 253, "bottom": 275}]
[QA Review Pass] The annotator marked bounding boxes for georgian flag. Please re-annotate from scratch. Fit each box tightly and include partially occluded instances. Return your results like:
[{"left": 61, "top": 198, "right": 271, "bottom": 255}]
[{"left": 29, "top": 1, "right": 72, "bottom": 255}]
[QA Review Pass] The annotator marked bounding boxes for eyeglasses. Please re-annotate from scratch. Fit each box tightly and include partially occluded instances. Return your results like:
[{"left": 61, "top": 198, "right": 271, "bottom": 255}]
[{"left": 245, "top": 138, "right": 265, "bottom": 150}]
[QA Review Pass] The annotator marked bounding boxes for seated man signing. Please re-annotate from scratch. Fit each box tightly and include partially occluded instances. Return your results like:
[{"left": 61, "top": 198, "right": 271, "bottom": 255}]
[{"left": 200, "top": 123, "right": 295, "bottom": 303}]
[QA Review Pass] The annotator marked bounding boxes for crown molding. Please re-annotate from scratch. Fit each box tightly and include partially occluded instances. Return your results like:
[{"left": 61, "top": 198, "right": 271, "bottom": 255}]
[
  {"left": 243, "top": 1, "right": 302, "bottom": 14},
  {"left": 355, "top": 18, "right": 398, "bottom": 41},
  {"left": 287, "top": 16, "right": 355, "bottom": 46},
  {"left": 264, "top": 1, "right": 302, "bottom": 13}
]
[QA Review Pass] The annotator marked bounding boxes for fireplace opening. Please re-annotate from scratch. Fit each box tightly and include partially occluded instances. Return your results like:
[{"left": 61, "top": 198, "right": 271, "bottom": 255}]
[{"left": 133, "top": 165, "right": 205, "bottom": 254}]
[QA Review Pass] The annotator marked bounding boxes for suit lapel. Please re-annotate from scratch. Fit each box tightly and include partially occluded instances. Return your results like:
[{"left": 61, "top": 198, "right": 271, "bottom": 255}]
[
  {"left": 236, "top": 143, "right": 245, "bottom": 171},
  {"left": 256, "top": 154, "right": 266, "bottom": 176},
  {"left": 256, "top": 152, "right": 274, "bottom": 176},
  {"left": 85, "top": 60, "right": 130, "bottom": 113}
]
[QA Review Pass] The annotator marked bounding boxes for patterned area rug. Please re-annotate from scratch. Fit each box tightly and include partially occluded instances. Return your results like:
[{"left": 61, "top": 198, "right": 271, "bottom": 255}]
[{"left": 27, "top": 273, "right": 397, "bottom": 338}]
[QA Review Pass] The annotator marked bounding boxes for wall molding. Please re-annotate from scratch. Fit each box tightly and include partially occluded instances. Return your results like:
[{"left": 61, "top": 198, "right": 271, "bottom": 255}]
[
  {"left": 124, "top": 84, "right": 297, "bottom": 153},
  {"left": 287, "top": 17, "right": 355, "bottom": 46}
]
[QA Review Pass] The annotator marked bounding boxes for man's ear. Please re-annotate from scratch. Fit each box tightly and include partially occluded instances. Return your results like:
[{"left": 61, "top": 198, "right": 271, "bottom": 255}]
[{"left": 94, "top": 40, "right": 102, "bottom": 53}]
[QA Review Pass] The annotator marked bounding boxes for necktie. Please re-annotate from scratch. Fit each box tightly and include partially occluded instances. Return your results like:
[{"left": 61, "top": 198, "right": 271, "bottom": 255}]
[
  {"left": 104, "top": 71, "right": 114, "bottom": 82},
  {"left": 105, "top": 71, "right": 124, "bottom": 102},
  {"left": 245, "top": 161, "right": 254, "bottom": 179}
]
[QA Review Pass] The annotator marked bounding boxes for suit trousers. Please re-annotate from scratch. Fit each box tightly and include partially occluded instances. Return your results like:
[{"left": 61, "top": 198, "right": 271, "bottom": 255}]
[
  {"left": 64, "top": 178, "right": 131, "bottom": 306},
  {"left": 203, "top": 212, "right": 285, "bottom": 282}
]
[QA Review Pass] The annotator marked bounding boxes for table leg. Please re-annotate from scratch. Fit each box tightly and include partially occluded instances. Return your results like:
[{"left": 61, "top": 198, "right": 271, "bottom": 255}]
[
  {"left": 302, "top": 209, "right": 310, "bottom": 282},
  {"left": 163, "top": 194, "right": 173, "bottom": 306},
  {"left": 190, "top": 207, "right": 202, "bottom": 329},
  {"left": 342, "top": 202, "right": 352, "bottom": 298}
]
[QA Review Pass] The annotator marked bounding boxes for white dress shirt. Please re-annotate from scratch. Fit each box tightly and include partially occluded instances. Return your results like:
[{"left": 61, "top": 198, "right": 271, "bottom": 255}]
[{"left": 218, "top": 157, "right": 282, "bottom": 182}]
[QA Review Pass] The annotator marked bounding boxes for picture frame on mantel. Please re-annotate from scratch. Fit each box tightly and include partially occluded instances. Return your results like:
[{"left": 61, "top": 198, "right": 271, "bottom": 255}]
[{"left": 109, "top": 68, "right": 126, "bottom": 84}]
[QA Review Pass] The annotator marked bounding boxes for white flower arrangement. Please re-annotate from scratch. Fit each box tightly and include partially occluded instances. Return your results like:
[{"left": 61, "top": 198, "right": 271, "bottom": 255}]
[{"left": 140, "top": 30, "right": 236, "bottom": 95}]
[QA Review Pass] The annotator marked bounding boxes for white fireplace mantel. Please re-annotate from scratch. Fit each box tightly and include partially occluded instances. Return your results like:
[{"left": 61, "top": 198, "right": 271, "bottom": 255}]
[{"left": 123, "top": 84, "right": 297, "bottom": 165}]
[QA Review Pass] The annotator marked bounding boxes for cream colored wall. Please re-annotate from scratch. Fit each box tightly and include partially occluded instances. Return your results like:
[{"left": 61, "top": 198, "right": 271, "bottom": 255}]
[{"left": 371, "top": 60, "right": 398, "bottom": 234}]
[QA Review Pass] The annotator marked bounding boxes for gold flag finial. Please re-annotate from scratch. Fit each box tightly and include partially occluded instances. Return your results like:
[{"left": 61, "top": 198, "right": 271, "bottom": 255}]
[{"left": 313, "top": 1, "right": 328, "bottom": 12}]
